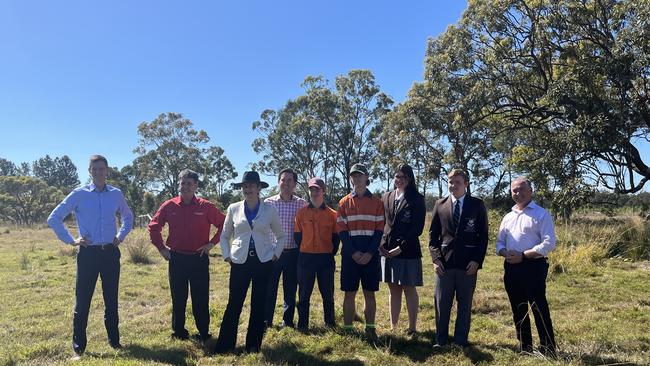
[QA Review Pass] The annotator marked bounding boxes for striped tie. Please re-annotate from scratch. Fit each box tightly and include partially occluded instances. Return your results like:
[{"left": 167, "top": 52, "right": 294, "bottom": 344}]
[{"left": 452, "top": 200, "right": 461, "bottom": 231}]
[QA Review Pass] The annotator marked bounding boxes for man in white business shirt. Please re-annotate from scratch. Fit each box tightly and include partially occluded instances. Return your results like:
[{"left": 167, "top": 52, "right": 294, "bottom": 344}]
[{"left": 496, "top": 177, "right": 556, "bottom": 356}]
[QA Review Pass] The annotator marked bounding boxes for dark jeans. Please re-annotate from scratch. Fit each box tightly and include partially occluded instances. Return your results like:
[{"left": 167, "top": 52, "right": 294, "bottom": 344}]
[
  {"left": 73, "top": 245, "right": 120, "bottom": 354},
  {"left": 169, "top": 251, "right": 210, "bottom": 338},
  {"left": 216, "top": 254, "right": 273, "bottom": 353},
  {"left": 297, "top": 259, "right": 335, "bottom": 328},
  {"left": 265, "top": 248, "right": 298, "bottom": 327},
  {"left": 434, "top": 268, "right": 477, "bottom": 345},
  {"left": 504, "top": 259, "right": 556, "bottom": 353}
]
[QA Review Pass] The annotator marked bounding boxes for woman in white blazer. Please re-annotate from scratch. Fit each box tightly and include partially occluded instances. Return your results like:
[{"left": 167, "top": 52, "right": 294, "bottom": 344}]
[{"left": 215, "top": 171, "right": 286, "bottom": 354}]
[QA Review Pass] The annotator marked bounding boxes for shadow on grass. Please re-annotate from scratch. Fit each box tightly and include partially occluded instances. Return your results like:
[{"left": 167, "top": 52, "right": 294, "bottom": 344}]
[
  {"left": 578, "top": 353, "right": 642, "bottom": 366},
  {"left": 461, "top": 344, "right": 494, "bottom": 363},
  {"left": 120, "top": 344, "right": 191, "bottom": 366},
  {"left": 379, "top": 330, "right": 493, "bottom": 363},
  {"left": 482, "top": 343, "right": 643, "bottom": 366},
  {"left": 262, "top": 340, "right": 364, "bottom": 366}
]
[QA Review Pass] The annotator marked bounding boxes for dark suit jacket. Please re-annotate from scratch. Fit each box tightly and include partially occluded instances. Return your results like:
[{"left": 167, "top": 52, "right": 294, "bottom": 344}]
[
  {"left": 380, "top": 190, "right": 426, "bottom": 259},
  {"left": 428, "top": 194, "right": 488, "bottom": 269}
]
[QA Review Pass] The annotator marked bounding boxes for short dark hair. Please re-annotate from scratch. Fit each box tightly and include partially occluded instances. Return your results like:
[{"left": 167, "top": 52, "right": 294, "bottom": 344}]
[
  {"left": 278, "top": 168, "right": 298, "bottom": 183},
  {"left": 88, "top": 155, "right": 108, "bottom": 169},
  {"left": 447, "top": 168, "right": 469, "bottom": 183},
  {"left": 512, "top": 176, "right": 533, "bottom": 191},
  {"left": 178, "top": 169, "right": 199, "bottom": 183}
]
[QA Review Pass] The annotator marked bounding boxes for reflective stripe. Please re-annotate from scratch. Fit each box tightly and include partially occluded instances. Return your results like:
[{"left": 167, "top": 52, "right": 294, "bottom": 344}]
[
  {"left": 346, "top": 214, "right": 383, "bottom": 222},
  {"left": 337, "top": 216, "right": 347, "bottom": 223},
  {"left": 349, "top": 230, "right": 375, "bottom": 236}
]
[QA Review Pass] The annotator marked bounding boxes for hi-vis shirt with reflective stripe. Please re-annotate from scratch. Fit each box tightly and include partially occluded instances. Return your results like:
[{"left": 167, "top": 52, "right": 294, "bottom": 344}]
[{"left": 336, "top": 191, "right": 384, "bottom": 237}]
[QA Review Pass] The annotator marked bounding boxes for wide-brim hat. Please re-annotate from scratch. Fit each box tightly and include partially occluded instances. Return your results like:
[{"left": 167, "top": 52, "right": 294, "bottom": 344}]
[{"left": 232, "top": 171, "right": 269, "bottom": 189}]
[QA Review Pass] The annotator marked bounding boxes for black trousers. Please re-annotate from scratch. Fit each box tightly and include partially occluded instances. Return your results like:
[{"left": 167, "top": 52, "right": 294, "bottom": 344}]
[
  {"left": 504, "top": 259, "right": 556, "bottom": 352},
  {"left": 216, "top": 253, "right": 273, "bottom": 352},
  {"left": 297, "top": 259, "right": 335, "bottom": 328},
  {"left": 73, "top": 245, "right": 120, "bottom": 354},
  {"left": 169, "top": 251, "right": 210, "bottom": 338},
  {"left": 265, "top": 248, "right": 299, "bottom": 327}
]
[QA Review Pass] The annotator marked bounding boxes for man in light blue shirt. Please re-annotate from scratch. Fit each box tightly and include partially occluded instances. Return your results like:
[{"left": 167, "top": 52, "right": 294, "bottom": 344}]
[{"left": 48, "top": 154, "right": 133, "bottom": 359}]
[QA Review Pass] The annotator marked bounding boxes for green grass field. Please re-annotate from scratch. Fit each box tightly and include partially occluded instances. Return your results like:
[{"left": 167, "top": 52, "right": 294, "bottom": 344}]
[{"left": 0, "top": 223, "right": 648, "bottom": 365}]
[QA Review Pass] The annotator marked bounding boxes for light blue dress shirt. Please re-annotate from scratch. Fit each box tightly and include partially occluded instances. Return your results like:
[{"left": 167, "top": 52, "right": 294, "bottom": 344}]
[{"left": 47, "top": 183, "right": 134, "bottom": 245}]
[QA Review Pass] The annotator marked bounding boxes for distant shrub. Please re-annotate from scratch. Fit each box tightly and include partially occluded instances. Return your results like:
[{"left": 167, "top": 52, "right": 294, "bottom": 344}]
[
  {"left": 609, "top": 218, "right": 650, "bottom": 261},
  {"left": 550, "top": 216, "right": 650, "bottom": 273},
  {"left": 123, "top": 230, "right": 155, "bottom": 264},
  {"left": 20, "top": 253, "right": 30, "bottom": 270},
  {"left": 58, "top": 245, "right": 77, "bottom": 257}
]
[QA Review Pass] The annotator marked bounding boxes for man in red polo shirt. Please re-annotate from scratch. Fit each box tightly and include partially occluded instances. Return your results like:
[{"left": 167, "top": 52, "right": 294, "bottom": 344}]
[{"left": 148, "top": 169, "right": 226, "bottom": 342}]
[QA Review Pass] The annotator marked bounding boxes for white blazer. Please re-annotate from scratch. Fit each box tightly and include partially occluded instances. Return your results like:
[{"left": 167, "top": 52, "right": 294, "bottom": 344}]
[{"left": 220, "top": 200, "right": 286, "bottom": 264}]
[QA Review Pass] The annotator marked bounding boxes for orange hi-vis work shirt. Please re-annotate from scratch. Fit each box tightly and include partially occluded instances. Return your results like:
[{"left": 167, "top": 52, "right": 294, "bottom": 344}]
[
  {"left": 294, "top": 204, "right": 338, "bottom": 254},
  {"left": 336, "top": 189, "right": 385, "bottom": 255}
]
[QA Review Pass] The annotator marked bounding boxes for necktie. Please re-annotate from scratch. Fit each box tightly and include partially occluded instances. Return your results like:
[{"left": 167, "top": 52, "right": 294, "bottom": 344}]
[{"left": 452, "top": 200, "right": 461, "bottom": 231}]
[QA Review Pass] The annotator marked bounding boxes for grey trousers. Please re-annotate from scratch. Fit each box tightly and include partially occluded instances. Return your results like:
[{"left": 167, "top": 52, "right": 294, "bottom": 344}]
[{"left": 434, "top": 268, "right": 477, "bottom": 345}]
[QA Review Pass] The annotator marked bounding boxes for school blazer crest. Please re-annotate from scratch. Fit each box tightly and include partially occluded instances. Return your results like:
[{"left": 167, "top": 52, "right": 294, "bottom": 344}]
[{"left": 219, "top": 201, "right": 286, "bottom": 264}]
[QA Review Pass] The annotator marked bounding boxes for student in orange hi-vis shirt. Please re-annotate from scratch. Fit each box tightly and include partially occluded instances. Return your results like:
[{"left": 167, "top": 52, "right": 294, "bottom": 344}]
[
  {"left": 294, "top": 177, "right": 340, "bottom": 331},
  {"left": 336, "top": 163, "right": 385, "bottom": 341}
]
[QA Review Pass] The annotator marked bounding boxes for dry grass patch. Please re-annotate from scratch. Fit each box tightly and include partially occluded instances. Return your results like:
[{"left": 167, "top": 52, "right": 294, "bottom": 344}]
[{"left": 122, "top": 229, "right": 156, "bottom": 264}]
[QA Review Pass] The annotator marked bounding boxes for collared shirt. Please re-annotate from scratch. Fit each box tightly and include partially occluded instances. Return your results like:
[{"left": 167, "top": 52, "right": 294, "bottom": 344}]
[
  {"left": 495, "top": 201, "right": 556, "bottom": 257},
  {"left": 48, "top": 183, "right": 134, "bottom": 245},
  {"left": 337, "top": 189, "right": 384, "bottom": 255},
  {"left": 148, "top": 195, "right": 225, "bottom": 253},
  {"left": 265, "top": 194, "right": 308, "bottom": 249},
  {"left": 294, "top": 203, "right": 338, "bottom": 254},
  {"left": 337, "top": 189, "right": 384, "bottom": 237}
]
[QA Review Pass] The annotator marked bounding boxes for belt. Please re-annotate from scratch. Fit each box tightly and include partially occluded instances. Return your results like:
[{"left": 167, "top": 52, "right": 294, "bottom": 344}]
[
  {"left": 171, "top": 249, "right": 202, "bottom": 256},
  {"left": 505, "top": 257, "right": 547, "bottom": 265},
  {"left": 84, "top": 243, "right": 115, "bottom": 250}
]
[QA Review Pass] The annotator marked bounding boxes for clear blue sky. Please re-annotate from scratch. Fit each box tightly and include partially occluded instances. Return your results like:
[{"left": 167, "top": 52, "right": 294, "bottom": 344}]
[
  {"left": 0, "top": 0, "right": 468, "bottom": 183},
  {"left": 1, "top": 1, "right": 647, "bottom": 190}
]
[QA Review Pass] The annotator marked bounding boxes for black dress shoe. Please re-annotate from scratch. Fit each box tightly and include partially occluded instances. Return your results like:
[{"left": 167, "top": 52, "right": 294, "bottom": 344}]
[
  {"left": 280, "top": 321, "right": 295, "bottom": 329},
  {"left": 245, "top": 345, "right": 260, "bottom": 353},
  {"left": 109, "top": 342, "right": 123, "bottom": 349},
  {"left": 171, "top": 331, "right": 190, "bottom": 340},
  {"left": 193, "top": 333, "right": 212, "bottom": 342}
]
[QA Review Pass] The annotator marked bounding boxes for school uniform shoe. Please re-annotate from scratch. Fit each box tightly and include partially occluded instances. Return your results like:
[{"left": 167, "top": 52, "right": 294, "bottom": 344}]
[
  {"left": 364, "top": 328, "right": 378, "bottom": 341},
  {"left": 405, "top": 329, "right": 418, "bottom": 338}
]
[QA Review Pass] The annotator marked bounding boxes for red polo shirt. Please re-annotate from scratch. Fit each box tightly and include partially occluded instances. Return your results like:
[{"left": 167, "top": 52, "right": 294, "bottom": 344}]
[{"left": 148, "top": 196, "right": 225, "bottom": 254}]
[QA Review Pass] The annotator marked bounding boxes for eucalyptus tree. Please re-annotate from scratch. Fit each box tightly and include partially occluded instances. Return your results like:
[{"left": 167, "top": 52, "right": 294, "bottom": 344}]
[
  {"left": 458, "top": 0, "right": 650, "bottom": 194},
  {"left": 134, "top": 112, "right": 236, "bottom": 198},
  {"left": 253, "top": 70, "right": 393, "bottom": 196}
]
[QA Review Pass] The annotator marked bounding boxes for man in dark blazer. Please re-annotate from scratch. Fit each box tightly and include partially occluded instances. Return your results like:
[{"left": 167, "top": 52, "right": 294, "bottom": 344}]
[{"left": 428, "top": 169, "right": 488, "bottom": 347}]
